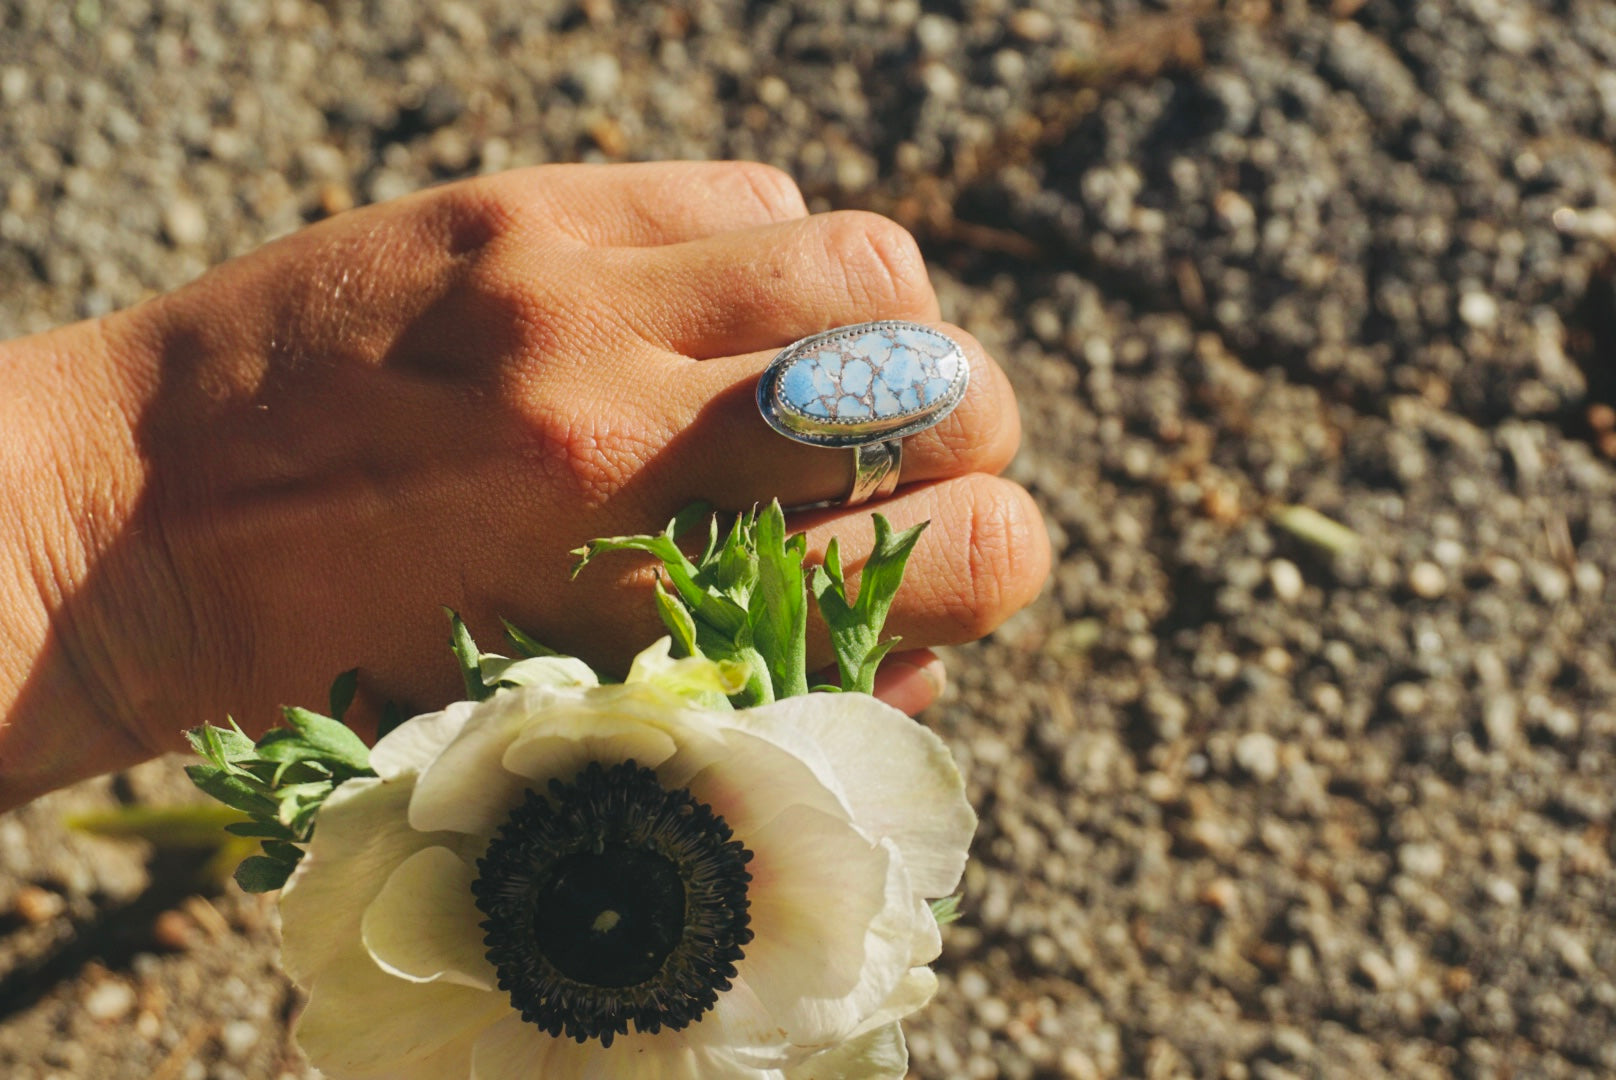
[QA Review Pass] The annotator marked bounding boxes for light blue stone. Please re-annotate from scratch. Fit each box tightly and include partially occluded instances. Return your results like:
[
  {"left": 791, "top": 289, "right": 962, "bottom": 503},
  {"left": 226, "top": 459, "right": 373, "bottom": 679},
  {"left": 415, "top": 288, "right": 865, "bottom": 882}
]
[
  {"left": 841, "top": 358, "right": 873, "bottom": 396},
  {"left": 759, "top": 320, "right": 970, "bottom": 446}
]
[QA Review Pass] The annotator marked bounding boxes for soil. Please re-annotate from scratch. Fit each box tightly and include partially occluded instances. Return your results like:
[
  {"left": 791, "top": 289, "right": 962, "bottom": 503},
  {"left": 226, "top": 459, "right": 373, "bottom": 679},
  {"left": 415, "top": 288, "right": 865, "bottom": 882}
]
[{"left": 2, "top": 1, "right": 1614, "bottom": 1078}]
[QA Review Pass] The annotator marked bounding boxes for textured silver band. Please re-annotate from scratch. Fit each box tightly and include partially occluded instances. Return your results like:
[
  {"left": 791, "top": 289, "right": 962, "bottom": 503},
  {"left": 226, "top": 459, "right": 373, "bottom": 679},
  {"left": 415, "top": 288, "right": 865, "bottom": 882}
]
[{"left": 846, "top": 440, "right": 902, "bottom": 506}]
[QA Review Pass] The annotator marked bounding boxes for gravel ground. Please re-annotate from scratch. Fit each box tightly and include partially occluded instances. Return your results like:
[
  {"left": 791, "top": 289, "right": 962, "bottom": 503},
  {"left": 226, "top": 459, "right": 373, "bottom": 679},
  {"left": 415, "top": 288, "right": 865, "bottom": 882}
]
[{"left": 3, "top": 1, "right": 1615, "bottom": 1078}]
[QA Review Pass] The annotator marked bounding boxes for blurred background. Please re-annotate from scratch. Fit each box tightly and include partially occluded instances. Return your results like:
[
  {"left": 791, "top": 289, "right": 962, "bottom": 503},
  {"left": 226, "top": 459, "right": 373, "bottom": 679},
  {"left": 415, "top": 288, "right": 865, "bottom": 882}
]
[{"left": 2, "top": 1, "right": 1615, "bottom": 1077}]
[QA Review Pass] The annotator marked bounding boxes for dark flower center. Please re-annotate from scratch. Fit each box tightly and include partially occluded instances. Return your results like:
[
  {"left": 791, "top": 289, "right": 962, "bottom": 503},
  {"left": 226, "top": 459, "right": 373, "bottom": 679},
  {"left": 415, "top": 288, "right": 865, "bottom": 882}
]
[{"left": 472, "top": 760, "right": 753, "bottom": 1047}]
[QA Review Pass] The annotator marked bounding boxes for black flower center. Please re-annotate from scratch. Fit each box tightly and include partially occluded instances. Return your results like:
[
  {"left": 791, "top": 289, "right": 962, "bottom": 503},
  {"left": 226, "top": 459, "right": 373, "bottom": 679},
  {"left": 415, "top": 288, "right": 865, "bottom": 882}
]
[{"left": 472, "top": 760, "right": 753, "bottom": 1047}]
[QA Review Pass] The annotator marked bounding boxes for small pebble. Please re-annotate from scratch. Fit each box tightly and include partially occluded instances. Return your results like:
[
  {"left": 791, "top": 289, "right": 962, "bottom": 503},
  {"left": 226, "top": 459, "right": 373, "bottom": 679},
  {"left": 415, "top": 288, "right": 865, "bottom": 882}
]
[
  {"left": 153, "top": 909, "right": 198, "bottom": 951},
  {"left": 1458, "top": 291, "right": 1498, "bottom": 330},
  {"left": 1398, "top": 842, "right": 1445, "bottom": 880},
  {"left": 1268, "top": 559, "right": 1304, "bottom": 603},
  {"left": 569, "top": 54, "right": 622, "bottom": 104},
  {"left": 84, "top": 980, "right": 136, "bottom": 1022},
  {"left": 12, "top": 884, "right": 65, "bottom": 924},
  {"left": 1407, "top": 561, "right": 1448, "bottom": 599},
  {"left": 1198, "top": 877, "right": 1240, "bottom": 912},
  {"left": 1007, "top": 8, "right": 1057, "bottom": 43},
  {"left": 219, "top": 1019, "right": 261, "bottom": 1062},
  {"left": 1235, "top": 732, "right": 1280, "bottom": 783},
  {"left": 162, "top": 198, "right": 208, "bottom": 247}
]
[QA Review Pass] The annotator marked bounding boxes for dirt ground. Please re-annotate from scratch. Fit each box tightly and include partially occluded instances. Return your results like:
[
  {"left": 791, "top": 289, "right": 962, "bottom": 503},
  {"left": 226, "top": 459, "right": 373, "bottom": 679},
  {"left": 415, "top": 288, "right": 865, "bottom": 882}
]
[{"left": 2, "top": 1, "right": 1614, "bottom": 1078}]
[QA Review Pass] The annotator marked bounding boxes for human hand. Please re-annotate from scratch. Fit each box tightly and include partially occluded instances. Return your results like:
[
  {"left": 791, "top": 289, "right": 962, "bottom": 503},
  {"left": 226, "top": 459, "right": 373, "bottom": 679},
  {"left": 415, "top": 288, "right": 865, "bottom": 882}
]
[{"left": 0, "top": 161, "right": 1048, "bottom": 804}]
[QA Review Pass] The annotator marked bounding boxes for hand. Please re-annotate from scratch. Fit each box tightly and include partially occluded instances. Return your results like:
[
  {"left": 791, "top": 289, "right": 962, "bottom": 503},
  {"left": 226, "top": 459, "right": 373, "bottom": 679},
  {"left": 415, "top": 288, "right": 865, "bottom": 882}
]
[{"left": 0, "top": 161, "right": 1049, "bottom": 807}]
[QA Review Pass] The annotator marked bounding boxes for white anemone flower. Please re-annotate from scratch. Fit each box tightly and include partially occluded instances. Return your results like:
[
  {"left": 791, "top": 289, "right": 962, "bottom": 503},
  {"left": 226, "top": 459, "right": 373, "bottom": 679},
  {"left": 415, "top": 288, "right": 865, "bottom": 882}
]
[{"left": 279, "top": 640, "right": 976, "bottom": 1080}]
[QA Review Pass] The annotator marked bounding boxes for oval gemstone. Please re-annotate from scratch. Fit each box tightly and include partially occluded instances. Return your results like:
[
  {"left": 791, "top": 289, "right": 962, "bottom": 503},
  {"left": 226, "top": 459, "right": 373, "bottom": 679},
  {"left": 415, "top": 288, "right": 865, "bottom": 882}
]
[{"left": 758, "top": 321, "right": 969, "bottom": 447}]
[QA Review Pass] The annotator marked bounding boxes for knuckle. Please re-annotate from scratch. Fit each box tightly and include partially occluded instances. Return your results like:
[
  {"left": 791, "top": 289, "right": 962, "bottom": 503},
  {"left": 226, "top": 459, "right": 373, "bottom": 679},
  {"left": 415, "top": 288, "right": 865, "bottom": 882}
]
[
  {"left": 519, "top": 399, "right": 660, "bottom": 511},
  {"left": 726, "top": 161, "right": 807, "bottom": 222},
  {"left": 819, "top": 211, "right": 931, "bottom": 312}
]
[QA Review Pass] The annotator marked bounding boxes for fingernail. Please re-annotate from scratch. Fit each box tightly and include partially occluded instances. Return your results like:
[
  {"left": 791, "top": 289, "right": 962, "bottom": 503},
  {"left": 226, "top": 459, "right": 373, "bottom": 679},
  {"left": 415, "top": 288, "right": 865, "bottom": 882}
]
[{"left": 912, "top": 655, "right": 947, "bottom": 700}]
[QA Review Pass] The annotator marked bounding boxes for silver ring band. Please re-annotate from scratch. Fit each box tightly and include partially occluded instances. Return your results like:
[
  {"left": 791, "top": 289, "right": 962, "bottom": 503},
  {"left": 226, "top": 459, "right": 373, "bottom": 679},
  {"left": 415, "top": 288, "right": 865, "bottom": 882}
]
[{"left": 847, "top": 440, "right": 902, "bottom": 506}]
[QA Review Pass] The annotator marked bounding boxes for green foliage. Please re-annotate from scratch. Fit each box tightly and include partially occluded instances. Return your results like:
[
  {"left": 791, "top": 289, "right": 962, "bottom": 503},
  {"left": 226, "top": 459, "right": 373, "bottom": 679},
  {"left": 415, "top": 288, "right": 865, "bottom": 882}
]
[
  {"left": 812, "top": 514, "right": 927, "bottom": 695},
  {"left": 929, "top": 894, "right": 964, "bottom": 926},
  {"left": 573, "top": 501, "right": 919, "bottom": 707},
  {"left": 182, "top": 675, "right": 376, "bottom": 893}
]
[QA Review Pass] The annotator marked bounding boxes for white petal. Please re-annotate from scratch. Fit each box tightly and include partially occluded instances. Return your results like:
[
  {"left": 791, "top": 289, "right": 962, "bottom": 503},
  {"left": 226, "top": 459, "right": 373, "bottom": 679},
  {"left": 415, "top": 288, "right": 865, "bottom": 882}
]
[
  {"left": 370, "top": 700, "right": 479, "bottom": 781},
  {"left": 700, "top": 974, "right": 797, "bottom": 1070},
  {"left": 738, "top": 693, "right": 976, "bottom": 897},
  {"left": 294, "top": 940, "right": 507, "bottom": 1077},
  {"left": 357, "top": 1025, "right": 484, "bottom": 1080},
  {"left": 740, "top": 808, "right": 915, "bottom": 1047},
  {"left": 501, "top": 707, "right": 681, "bottom": 787},
  {"left": 783, "top": 1023, "right": 908, "bottom": 1080},
  {"left": 670, "top": 725, "right": 846, "bottom": 839},
  {"left": 361, "top": 846, "right": 496, "bottom": 991},
  {"left": 470, "top": 1013, "right": 775, "bottom": 1080},
  {"left": 909, "top": 896, "right": 943, "bottom": 966},
  {"left": 625, "top": 636, "right": 747, "bottom": 701},
  {"left": 409, "top": 686, "right": 579, "bottom": 835},
  {"left": 479, "top": 653, "right": 599, "bottom": 690},
  {"left": 851, "top": 967, "right": 937, "bottom": 1038},
  {"left": 281, "top": 777, "right": 443, "bottom": 986}
]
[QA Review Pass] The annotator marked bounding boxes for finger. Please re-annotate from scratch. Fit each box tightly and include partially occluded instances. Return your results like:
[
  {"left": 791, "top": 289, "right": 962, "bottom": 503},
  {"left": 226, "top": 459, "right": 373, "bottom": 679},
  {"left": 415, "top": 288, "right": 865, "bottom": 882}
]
[
  {"left": 868, "top": 650, "right": 947, "bottom": 716},
  {"left": 639, "top": 324, "right": 1021, "bottom": 510},
  {"left": 792, "top": 474, "right": 1051, "bottom": 670},
  {"left": 473, "top": 161, "right": 809, "bottom": 248},
  {"left": 611, "top": 211, "right": 942, "bottom": 359}
]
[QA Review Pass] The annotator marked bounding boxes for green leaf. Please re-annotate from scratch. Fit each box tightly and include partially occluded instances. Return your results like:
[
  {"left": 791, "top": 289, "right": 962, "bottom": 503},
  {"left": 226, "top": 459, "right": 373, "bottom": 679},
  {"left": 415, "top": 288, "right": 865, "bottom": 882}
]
[
  {"left": 184, "top": 763, "right": 277, "bottom": 818},
  {"left": 812, "top": 514, "right": 927, "bottom": 695},
  {"left": 185, "top": 721, "right": 255, "bottom": 772},
  {"left": 327, "top": 668, "right": 359, "bottom": 722},
  {"left": 233, "top": 855, "right": 294, "bottom": 893},
  {"left": 223, "top": 819, "right": 296, "bottom": 840},
  {"left": 501, "top": 619, "right": 560, "bottom": 658},
  {"left": 653, "top": 579, "right": 701, "bottom": 659},
  {"left": 751, "top": 501, "right": 808, "bottom": 699},
  {"left": 929, "top": 894, "right": 964, "bottom": 925},
  {"left": 261, "top": 839, "right": 305, "bottom": 864},
  {"left": 279, "top": 706, "right": 373, "bottom": 774},
  {"left": 274, "top": 779, "right": 336, "bottom": 837},
  {"left": 669, "top": 499, "right": 715, "bottom": 542},
  {"left": 446, "top": 609, "right": 491, "bottom": 701}
]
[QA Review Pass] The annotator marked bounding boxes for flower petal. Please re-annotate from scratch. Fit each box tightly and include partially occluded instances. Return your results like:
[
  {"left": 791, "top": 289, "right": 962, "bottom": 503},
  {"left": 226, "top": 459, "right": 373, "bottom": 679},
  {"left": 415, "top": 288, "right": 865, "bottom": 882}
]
[
  {"left": 281, "top": 777, "right": 446, "bottom": 986},
  {"left": 361, "top": 846, "right": 496, "bottom": 991},
  {"left": 738, "top": 693, "right": 976, "bottom": 897},
  {"left": 782, "top": 1022, "right": 908, "bottom": 1080},
  {"left": 501, "top": 706, "right": 682, "bottom": 788},
  {"left": 479, "top": 653, "right": 599, "bottom": 690},
  {"left": 625, "top": 636, "right": 749, "bottom": 702},
  {"left": 294, "top": 940, "right": 507, "bottom": 1077},
  {"left": 669, "top": 725, "right": 846, "bottom": 839},
  {"left": 370, "top": 700, "right": 479, "bottom": 781},
  {"left": 851, "top": 967, "right": 937, "bottom": 1038},
  {"left": 409, "top": 686, "right": 580, "bottom": 835},
  {"left": 470, "top": 1013, "right": 773, "bottom": 1080},
  {"left": 740, "top": 808, "right": 915, "bottom": 1047}
]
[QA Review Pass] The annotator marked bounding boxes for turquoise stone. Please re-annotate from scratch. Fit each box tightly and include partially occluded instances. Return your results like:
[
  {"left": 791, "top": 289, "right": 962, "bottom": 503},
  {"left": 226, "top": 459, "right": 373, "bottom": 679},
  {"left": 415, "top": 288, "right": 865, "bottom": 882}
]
[{"left": 757, "top": 321, "right": 969, "bottom": 447}]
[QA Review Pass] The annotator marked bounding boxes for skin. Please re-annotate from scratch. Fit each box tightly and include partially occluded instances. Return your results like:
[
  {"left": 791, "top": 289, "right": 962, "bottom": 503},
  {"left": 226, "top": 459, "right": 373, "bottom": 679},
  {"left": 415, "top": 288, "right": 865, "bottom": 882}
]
[{"left": 0, "top": 161, "right": 1050, "bottom": 812}]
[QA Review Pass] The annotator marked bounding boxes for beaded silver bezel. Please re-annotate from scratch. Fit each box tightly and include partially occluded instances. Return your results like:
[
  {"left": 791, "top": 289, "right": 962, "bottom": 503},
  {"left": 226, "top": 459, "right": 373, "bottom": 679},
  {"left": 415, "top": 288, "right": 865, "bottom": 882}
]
[{"left": 756, "top": 320, "right": 970, "bottom": 448}]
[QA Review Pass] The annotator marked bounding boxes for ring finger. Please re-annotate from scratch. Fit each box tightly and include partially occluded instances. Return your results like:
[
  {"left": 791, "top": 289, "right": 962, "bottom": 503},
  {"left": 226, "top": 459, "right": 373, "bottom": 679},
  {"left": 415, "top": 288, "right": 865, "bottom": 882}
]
[{"left": 642, "top": 324, "right": 1022, "bottom": 511}]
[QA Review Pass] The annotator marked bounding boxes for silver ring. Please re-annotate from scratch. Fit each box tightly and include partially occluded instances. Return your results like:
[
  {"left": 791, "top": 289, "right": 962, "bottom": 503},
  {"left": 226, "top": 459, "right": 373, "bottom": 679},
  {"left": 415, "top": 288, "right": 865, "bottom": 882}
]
[
  {"left": 757, "top": 320, "right": 969, "bottom": 507},
  {"left": 848, "top": 440, "right": 902, "bottom": 506}
]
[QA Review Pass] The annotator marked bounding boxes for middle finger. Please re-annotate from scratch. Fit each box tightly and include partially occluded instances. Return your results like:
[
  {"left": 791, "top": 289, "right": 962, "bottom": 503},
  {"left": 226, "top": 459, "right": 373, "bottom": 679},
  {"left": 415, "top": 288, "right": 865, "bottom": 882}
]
[{"left": 607, "top": 211, "right": 944, "bottom": 360}]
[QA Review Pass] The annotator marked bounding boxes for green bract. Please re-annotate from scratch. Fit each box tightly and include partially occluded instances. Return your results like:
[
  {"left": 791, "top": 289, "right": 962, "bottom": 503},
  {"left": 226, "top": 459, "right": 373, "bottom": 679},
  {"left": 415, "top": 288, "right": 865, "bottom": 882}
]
[{"left": 571, "top": 500, "right": 926, "bottom": 705}]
